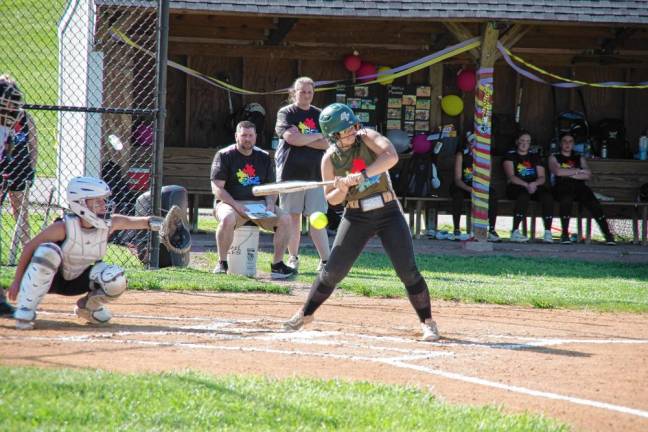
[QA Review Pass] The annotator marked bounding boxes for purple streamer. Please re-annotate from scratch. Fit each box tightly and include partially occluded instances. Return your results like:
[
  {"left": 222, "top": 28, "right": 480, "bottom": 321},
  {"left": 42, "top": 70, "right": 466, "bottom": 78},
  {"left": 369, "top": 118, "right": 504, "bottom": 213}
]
[{"left": 497, "top": 42, "right": 648, "bottom": 88}]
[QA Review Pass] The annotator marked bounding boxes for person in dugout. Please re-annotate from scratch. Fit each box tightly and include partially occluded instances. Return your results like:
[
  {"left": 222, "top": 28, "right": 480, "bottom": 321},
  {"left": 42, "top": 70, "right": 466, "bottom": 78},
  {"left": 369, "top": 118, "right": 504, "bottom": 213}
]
[
  {"left": 502, "top": 130, "right": 554, "bottom": 243},
  {"left": 283, "top": 103, "right": 440, "bottom": 342},
  {"left": 448, "top": 132, "right": 499, "bottom": 242},
  {"left": 548, "top": 133, "right": 615, "bottom": 245}
]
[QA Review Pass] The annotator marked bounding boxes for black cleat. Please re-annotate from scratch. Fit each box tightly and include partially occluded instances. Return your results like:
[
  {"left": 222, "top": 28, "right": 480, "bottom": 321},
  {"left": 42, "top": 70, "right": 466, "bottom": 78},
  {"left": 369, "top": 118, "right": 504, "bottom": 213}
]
[
  {"left": 271, "top": 261, "right": 297, "bottom": 280},
  {"left": 0, "top": 300, "right": 16, "bottom": 318}
]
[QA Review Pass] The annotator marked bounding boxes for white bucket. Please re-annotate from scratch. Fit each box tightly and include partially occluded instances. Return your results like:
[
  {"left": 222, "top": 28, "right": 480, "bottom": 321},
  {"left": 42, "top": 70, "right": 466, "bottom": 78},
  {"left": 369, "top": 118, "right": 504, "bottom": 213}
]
[{"left": 227, "top": 225, "right": 259, "bottom": 277}]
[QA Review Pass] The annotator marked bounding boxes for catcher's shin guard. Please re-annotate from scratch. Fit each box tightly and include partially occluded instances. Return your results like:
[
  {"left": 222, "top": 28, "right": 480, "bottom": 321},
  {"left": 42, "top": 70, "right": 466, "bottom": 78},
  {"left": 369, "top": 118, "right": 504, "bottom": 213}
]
[
  {"left": 15, "top": 243, "right": 62, "bottom": 329},
  {"left": 75, "top": 262, "right": 126, "bottom": 324}
]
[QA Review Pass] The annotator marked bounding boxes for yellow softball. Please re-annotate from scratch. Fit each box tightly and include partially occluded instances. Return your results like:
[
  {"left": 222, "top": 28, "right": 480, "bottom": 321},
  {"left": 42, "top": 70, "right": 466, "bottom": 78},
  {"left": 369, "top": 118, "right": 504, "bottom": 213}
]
[{"left": 309, "top": 211, "right": 328, "bottom": 230}]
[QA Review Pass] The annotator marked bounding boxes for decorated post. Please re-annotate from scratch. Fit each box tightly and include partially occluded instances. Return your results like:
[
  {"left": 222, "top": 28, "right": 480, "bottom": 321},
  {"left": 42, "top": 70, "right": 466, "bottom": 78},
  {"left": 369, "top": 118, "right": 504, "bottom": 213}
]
[{"left": 471, "top": 23, "right": 499, "bottom": 245}]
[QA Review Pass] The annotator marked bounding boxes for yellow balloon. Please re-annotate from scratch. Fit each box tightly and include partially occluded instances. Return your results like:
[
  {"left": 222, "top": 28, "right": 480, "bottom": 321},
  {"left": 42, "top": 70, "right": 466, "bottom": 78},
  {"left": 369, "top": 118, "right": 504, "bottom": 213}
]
[
  {"left": 309, "top": 212, "right": 329, "bottom": 230},
  {"left": 377, "top": 66, "right": 394, "bottom": 86},
  {"left": 441, "top": 95, "right": 464, "bottom": 116}
]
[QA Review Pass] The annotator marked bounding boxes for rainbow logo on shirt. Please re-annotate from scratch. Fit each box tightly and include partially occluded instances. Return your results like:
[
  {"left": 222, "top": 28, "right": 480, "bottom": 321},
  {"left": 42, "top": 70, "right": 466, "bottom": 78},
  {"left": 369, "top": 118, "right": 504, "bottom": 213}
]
[
  {"left": 516, "top": 160, "right": 536, "bottom": 178},
  {"left": 463, "top": 166, "right": 473, "bottom": 183},
  {"left": 298, "top": 117, "right": 318, "bottom": 134},
  {"left": 560, "top": 160, "right": 576, "bottom": 169},
  {"left": 237, "top": 163, "right": 261, "bottom": 186}
]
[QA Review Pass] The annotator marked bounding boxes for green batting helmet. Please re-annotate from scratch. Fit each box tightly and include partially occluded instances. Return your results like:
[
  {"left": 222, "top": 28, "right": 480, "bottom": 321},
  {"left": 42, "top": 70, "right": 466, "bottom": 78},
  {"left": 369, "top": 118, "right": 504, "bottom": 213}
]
[{"left": 319, "top": 103, "right": 358, "bottom": 139}]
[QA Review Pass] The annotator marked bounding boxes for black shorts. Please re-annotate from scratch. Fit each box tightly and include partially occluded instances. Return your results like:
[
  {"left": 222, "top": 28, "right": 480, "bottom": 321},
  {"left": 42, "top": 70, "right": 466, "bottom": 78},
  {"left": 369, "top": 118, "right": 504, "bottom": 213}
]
[{"left": 48, "top": 267, "right": 92, "bottom": 297}]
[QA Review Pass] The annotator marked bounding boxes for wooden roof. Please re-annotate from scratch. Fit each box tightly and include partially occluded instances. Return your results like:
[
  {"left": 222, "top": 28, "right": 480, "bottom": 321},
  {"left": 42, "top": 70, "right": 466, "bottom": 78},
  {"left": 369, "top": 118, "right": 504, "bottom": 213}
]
[{"left": 162, "top": 0, "right": 648, "bottom": 25}]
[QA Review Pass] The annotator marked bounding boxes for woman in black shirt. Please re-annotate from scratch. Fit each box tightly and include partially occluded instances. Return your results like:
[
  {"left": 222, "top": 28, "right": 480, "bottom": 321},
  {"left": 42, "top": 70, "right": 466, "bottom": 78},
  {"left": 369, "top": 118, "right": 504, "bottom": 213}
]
[
  {"left": 502, "top": 131, "right": 554, "bottom": 243},
  {"left": 548, "top": 134, "right": 615, "bottom": 245}
]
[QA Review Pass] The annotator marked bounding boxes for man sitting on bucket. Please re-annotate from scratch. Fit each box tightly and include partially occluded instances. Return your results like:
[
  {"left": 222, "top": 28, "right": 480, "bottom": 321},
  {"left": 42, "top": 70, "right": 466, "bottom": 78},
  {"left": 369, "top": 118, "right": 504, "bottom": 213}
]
[
  {"left": 4, "top": 175, "right": 190, "bottom": 330},
  {"left": 211, "top": 120, "right": 295, "bottom": 279}
]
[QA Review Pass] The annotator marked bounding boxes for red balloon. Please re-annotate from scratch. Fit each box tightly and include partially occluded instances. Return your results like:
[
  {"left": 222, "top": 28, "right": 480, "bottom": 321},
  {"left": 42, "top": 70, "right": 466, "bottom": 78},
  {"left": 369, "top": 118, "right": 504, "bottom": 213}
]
[
  {"left": 343, "top": 54, "right": 362, "bottom": 72},
  {"left": 457, "top": 69, "right": 476, "bottom": 92},
  {"left": 411, "top": 134, "right": 432, "bottom": 154},
  {"left": 356, "top": 62, "right": 377, "bottom": 83}
]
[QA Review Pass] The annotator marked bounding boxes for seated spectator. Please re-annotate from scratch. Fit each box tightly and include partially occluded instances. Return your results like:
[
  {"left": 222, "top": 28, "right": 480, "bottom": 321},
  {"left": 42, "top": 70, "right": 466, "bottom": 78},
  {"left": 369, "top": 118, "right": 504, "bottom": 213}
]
[
  {"left": 448, "top": 135, "right": 500, "bottom": 242},
  {"left": 503, "top": 130, "right": 554, "bottom": 243},
  {"left": 548, "top": 133, "right": 615, "bottom": 245},
  {"left": 211, "top": 120, "right": 296, "bottom": 278}
]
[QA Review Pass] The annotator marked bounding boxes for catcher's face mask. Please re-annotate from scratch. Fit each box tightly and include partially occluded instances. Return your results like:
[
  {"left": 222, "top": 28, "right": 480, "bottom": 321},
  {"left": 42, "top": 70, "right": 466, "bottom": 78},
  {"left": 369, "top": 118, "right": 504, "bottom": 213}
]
[{"left": 85, "top": 196, "right": 115, "bottom": 227}]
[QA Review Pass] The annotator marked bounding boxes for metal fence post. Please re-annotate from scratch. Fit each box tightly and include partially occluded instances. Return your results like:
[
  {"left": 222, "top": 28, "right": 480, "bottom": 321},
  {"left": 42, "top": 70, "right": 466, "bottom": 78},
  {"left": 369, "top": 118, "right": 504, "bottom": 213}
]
[{"left": 149, "top": 0, "right": 170, "bottom": 269}]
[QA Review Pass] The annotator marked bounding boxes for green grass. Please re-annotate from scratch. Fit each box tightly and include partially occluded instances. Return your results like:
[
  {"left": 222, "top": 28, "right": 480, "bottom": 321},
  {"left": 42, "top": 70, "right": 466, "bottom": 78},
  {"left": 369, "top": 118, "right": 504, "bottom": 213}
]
[
  {"left": 239, "top": 250, "right": 647, "bottom": 313},
  {"left": 0, "top": 367, "right": 567, "bottom": 432},
  {"left": 0, "top": 0, "right": 69, "bottom": 178},
  {"left": 5, "top": 230, "right": 643, "bottom": 311}
]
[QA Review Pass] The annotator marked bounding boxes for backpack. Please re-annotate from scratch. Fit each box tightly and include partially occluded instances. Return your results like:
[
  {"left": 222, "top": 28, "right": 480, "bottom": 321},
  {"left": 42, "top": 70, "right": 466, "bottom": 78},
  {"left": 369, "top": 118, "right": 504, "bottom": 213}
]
[
  {"left": 551, "top": 111, "right": 591, "bottom": 155},
  {"left": 225, "top": 102, "right": 267, "bottom": 147},
  {"left": 595, "top": 118, "right": 627, "bottom": 159},
  {"left": 639, "top": 183, "right": 648, "bottom": 202},
  {"left": 398, "top": 152, "right": 441, "bottom": 197}
]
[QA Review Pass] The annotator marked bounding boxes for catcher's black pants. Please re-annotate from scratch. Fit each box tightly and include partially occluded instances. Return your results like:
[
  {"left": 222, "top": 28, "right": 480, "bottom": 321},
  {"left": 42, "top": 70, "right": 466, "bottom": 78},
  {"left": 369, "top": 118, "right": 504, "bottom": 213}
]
[{"left": 303, "top": 200, "right": 431, "bottom": 321}]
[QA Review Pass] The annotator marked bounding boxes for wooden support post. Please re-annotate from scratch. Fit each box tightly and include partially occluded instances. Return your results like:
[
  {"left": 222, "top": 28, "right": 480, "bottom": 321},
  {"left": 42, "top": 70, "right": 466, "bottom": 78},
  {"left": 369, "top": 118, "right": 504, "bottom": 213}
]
[
  {"left": 428, "top": 63, "right": 443, "bottom": 129},
  {"left": 470, "top": 23, "right": 499, "bottom": 244}
]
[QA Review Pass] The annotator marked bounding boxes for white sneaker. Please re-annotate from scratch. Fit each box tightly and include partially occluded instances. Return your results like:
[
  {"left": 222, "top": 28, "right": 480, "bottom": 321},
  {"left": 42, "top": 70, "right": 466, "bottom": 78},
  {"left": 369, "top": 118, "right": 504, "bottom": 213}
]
[
  {"left": 421, "top": 318, "right": 440, "bottom": 341},
  {"left": 15, "top": 319, "right": 35, "bottom": 330},
  {"left": 510, "top": 229, "right": 529, "bottom": 243},
  {"left": 487, "top": 231, "right": 501, "bottom": 242},
  {"left": 287, "top": 255, "right": 299, "bottom": 272},
  {"left": 283, "top": 309, "right": 314, "bottom": 331},
  {"left": 14, "top": 307, "right": 36, "bottom": 330},
  {"left": 543, "top": 230, "right": 554, "bottom": 243},
  {"left": 459, "top": 232, "right": 474, "bottom": 241},
  {"left": 445, "top": 232, "right": 456, "bottom": 241}
]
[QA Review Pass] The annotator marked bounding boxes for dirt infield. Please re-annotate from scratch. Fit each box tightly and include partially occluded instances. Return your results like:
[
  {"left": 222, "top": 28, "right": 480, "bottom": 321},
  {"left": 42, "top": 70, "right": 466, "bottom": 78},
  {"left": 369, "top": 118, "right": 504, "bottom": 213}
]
[{"left": 1, "top": 289, "right": 647, "bottom": 431}]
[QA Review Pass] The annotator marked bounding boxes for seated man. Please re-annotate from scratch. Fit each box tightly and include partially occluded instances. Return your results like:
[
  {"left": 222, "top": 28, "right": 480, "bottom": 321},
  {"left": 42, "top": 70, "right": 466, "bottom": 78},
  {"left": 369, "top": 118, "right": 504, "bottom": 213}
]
[{"left": 211, "top": 120, "right": 295, "bottom": 279}]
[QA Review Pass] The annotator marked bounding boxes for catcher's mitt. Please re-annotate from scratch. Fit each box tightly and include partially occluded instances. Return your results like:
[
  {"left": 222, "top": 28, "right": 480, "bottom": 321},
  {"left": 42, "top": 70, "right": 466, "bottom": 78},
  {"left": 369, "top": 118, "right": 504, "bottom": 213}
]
[{"left": 160, "top": 205, "right": 191, "bottom": 254}]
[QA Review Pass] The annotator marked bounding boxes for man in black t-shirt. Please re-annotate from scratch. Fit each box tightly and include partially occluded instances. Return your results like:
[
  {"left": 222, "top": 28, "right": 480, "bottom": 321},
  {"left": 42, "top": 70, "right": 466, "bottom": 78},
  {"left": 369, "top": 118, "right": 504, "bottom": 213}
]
[{"left": 210, "top": 121, "right": 296, "bottom": 278}]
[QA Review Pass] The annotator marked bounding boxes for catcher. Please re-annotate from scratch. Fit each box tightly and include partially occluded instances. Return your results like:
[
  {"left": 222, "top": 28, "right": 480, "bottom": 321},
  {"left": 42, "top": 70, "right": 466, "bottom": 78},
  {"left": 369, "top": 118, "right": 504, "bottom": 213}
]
[{"left": 5, "top": 176, "right": 190, "bottom": 330}]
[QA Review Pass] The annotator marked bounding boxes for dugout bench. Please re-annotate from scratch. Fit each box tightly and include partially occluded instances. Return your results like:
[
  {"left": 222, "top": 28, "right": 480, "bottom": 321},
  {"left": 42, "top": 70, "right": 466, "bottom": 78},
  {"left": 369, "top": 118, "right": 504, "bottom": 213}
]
[
  {"left": 400, "top": 156, "right": 648, "bottom": 246},
  {"left": 163, "top": 147, "right": 216, "bottom": 231}
]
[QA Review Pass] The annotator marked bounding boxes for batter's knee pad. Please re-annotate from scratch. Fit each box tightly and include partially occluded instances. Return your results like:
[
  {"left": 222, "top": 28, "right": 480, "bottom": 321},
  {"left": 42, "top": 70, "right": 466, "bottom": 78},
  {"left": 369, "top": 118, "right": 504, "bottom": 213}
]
[
  {"left": 86, "top": 262, "right": 127, "bottom": 309},
  {"left": 15, "top": 243, "right": 62, "bottom": 325}
]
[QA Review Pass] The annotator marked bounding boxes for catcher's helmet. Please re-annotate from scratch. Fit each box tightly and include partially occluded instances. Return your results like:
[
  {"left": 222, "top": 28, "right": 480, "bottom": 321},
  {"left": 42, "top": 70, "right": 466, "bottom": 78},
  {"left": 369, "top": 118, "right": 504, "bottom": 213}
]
[
  {"left": 0, "top": 79, "right": 24, "bottom": 127},
  {"left": 66, "top": 176, "right": 113, "bottom": 229},
  {"left": 319, "top": 103, "right": 358, "bottom": 140}
]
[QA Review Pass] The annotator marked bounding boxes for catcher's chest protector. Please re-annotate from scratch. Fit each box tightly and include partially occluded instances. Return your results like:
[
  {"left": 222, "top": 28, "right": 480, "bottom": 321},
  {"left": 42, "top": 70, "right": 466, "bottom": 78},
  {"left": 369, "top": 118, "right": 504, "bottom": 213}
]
[{"left": 61, "top": 214, "right": 109, "bottom": 280}]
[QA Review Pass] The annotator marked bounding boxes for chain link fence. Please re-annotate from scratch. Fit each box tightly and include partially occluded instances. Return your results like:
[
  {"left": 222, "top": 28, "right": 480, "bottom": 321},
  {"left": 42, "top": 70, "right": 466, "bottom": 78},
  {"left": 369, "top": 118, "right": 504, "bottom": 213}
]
[{"left": 1, "top": 0, "right": 165, "bottom": 267}]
